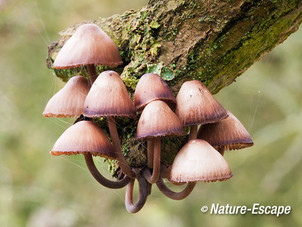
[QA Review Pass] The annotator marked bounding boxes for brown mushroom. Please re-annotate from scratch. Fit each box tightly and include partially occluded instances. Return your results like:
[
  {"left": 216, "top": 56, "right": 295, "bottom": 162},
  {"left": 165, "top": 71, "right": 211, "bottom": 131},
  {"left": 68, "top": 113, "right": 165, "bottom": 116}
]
[
  {"left": 176, "top": 80, "right": 228, "bottom": 140},
  {"left": 170, "top": 139, "right": 233, "bottom": 183},
  {"left": 83, "top": 70, "right": 136, "bottom": 178},
  {"left": 197, "top": 110, "right": 253, "bottom": 155},
  {"left": 51, "top": 120, "right": 129, "bottom": 188},
  {"left": 53, "top": 24, "right": 123, "bottom": 84},
  {"left": 137, "top": 100, "right": 184, "bottom": 184},
  {"left": 134, "top": 73, "right": 176, "bottom": 111},
  {"left": 43, "top": 76, "right": 89, "bottom": 118},
  {"left": 158, "top": 139, "right": 231, "bottom": 200}
]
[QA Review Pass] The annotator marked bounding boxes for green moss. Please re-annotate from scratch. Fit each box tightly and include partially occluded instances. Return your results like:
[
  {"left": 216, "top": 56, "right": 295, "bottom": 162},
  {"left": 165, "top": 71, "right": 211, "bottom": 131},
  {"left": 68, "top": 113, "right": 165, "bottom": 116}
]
[
  {"left": 53, "top": 67, "right": 89, "bottom": 82},
  {"left": 150, "top": 21, "right": 161, "bottom": 29},
  {"left": 47, "top": 0, "right": 302, "bottom": 171},
  {"left": 149, "top": 42, "right": 162, "bottom": 58},
  {"left": 178, "top": 0, "right": 302, "bottom": 93},
  {"left": 122, "top": 77, "right": 139, "bottom": 91},
  {"left": 161, "top": 66, "right": 175, "bottom": 80}
]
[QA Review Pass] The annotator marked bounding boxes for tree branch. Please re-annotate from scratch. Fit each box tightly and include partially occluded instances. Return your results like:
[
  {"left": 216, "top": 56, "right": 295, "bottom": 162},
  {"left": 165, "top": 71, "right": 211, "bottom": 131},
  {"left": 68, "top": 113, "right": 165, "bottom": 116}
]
[
  {"left": 46, "top": 0, "right": 302, "bottom": 168},
  {"left": 47, "top": 0, "right": 302, "bottom": 93}
]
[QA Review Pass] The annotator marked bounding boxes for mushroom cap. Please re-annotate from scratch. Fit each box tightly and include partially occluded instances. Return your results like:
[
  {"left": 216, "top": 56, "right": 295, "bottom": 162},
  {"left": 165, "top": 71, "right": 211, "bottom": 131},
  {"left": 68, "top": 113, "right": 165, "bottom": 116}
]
[
  {"left": 169, "top": 139, "right": 233, "bottom": 183},
  {"left": 197, "top": 110, "right": 253, "bottom": 150},
  {"left": 43, "top": 76, "right": 90, "bottom": 118},
  {"left": 134, "top": 73, "right": 176, "bottom": 111},
  {"left": 51, "top": 121, "right": 116, "bottom": 159},
  {"left": 137, "top": 100, "right": 185, "bottom": 140},
  {"left": 175, "top": 80, "right": 228, "bottom": 126},
  {"left": 53, "top": 23, "right": 123, "bottom": 69},
  {"left": 83, "top": 71, "right": 136, "bottom": 118}
]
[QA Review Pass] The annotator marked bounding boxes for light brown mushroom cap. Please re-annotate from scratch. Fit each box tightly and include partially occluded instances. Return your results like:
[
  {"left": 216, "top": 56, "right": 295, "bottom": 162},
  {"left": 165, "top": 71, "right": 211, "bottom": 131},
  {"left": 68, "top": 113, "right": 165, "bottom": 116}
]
[
  {"left": 83, "top": 71, "right": 136, "bottom": 118},
  {"left": 53, "top": 24, "right": 122, "bottom": 69},
  {"left": 197, "top": 110, "right": 253, "bottom": 150},
  {"left": 176, "top": 80, "right": 228, "bottom": 126},
  {"left": 43, "top": 76, "right": 89, "bottom": 118},
  {"left": 51, "top": 121, "right": 116, "bottom": 159},
  {"left": 137, "top": 100, "right": 185, "bottom": 140},
  {"left": 170, "top": 139, "right": 233, "bottom": 183},
  {"left": 134, "top": 73, "right": 176, "bottom": 111}
]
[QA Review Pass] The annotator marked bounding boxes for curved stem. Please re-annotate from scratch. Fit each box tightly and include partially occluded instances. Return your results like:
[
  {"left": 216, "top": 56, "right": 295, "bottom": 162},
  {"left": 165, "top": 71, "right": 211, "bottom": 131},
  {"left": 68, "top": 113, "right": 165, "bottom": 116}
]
[
  {"left": 87, "top": 64, "right": 98, "bottom": 85},
  {"left": 125, "top": 175, "right": 151, "bottom": 213},
  {"left": 156, "top": 177, "right": 196, "bottom": 200},
  {"left": 147, "top": 140, "right": 154, "bottom": 168},
  {"left": 84, "top": 153, "right": 130, "bottom": 189},
  {"left": 160, "top": 164, "right": 171, "bottom": 179},
  {"left": 143, "top": 137, "right": 161, "bottom": 184},
  {"left": 108, "top": 117, "right": 136, "bottom": 178},
  {"left": 189, "top": 125, "right": 198, "bottom": 140}
]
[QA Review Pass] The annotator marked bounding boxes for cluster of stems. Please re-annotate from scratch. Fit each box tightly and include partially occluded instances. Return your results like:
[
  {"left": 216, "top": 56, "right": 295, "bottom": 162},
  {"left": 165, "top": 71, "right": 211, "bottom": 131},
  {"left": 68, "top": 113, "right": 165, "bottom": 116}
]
[{"left": 83, "top": 115, "right": 197, "bottom": 213}]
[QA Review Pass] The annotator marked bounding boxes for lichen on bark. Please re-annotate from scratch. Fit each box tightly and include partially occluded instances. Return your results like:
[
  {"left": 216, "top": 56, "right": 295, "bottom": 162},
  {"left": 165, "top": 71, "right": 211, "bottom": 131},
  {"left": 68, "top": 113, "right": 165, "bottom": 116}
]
[{"left": 46, "top": 0, "right": 302, "bottom": 169}]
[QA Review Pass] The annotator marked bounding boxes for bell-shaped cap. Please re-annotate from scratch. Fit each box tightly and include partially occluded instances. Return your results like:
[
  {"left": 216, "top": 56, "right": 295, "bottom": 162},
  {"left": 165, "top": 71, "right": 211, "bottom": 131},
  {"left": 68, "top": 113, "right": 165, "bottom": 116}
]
[
  {"left": 134, "top": 73, "right": 176, "bottom": 111},
  {"left": 43, "top": 76, "right": 89, "bottom": 118},
  {"left": 170, "top": 139, "right": 232, "bottom": 183},
  {"left": 137, "top": 100, "right": 184, "bottom": 140},
  {"left": 176, "top": 80, "right": 228, "bottom": 126},
  {"left": 51, "top": 121, "right": 116, "bottom": 159},
  {"left": 83, "top": 71, "right": 136, "bottom": 118},
  {"left": 53, "top": 23, "right": 123, "bottom": 69},
  {"left": 197, "top": 110, "right": 253, "bottom": 150}
]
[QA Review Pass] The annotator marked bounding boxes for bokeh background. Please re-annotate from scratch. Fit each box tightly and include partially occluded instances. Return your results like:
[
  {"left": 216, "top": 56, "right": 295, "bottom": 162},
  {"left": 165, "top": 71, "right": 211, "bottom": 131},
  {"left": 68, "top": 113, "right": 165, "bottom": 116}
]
[{"left": 1, "top": 0, "right": 301, "bottom": 226}]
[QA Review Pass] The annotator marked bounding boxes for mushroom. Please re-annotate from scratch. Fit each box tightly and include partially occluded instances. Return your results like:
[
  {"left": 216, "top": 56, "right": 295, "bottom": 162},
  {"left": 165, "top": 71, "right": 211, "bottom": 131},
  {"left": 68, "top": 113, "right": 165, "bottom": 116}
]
[
  {"left": 83, "top": 70, "right": 136, "bottom": 178},
  {"left": 134, "top": 73, "right": 176, "bottom": 169},
  {"left": 137, "top": 100, "right": 184, "bottom": 184},
  {"left": 176, "top": 80, "right": 228, "bottom": 140},
  {"left": 53, "top": 24, "right": 123, "bottom": 84},
  {"left": 51, "top": 120, "right": 129, "bottom": 188},
  {"left": 43, "top": 76, "right": 89, "bottom": 118},
  {"left": 197, "top": 110, "right": 253, "bottom": 155},
  {"left": 134, "top": 73, "right": 176, "bottom": 111},
  {"left": 169, "top": 139, "right": 232, "bottom": 183},
  {"left": 156, "top": 139, "right": 232, "bottom": 200}
]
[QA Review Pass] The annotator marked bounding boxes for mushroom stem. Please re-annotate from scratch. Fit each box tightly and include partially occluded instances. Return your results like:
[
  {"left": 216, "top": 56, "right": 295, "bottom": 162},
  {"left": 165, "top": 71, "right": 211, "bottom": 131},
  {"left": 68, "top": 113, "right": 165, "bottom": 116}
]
[
  {"left": 218, "top": 147, "right": 225, "bottom": 156},
  {"left": 84, "top": 153, "right": 130, "bottom": 189},
  {"left": 156, "top": 177, "right": 196, "bottom": 200},
  {"left": 87, "top": 64, "right": 98, "bottom": 85},
  {"left": 108, "top": 117, "right": 136, "bottom": 179},
  {"left": 143, "top": 137, "right": 161, "bottom": 184},
  {"left": 160, "top": 164, "right": 171, "bottom": 179},
  {"left": 125, "top": 175, "right": 151, "bottom": 213},
  {"left": 147, "top": 140, "right": 154, "bottom": 168},
  {"left": 189, "top": 125, "right": 198, "bottom": 140}
]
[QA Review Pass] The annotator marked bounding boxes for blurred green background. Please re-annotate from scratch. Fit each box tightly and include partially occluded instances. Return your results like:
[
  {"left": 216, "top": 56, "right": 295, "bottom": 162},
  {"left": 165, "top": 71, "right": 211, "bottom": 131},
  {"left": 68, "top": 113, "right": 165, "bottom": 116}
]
[{"left": 1, "top": 0, "right": 301, "bottom": 226}]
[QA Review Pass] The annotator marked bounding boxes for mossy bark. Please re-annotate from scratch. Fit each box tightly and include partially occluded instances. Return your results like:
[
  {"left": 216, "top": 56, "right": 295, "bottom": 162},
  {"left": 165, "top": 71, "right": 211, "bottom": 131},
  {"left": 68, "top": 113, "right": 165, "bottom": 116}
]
[{"left": 46, "top": 0, "right": 302, "bottom": 168}]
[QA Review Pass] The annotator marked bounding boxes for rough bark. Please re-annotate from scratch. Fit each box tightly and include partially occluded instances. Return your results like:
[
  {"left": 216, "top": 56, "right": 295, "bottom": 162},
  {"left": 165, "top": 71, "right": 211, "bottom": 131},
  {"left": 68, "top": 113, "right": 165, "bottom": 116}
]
[
  {"left": 47, "top": 0, "right": 302, "bottom": 93},
  {"left": 46, "top": 0, "right": 302, "bottom": 168}
]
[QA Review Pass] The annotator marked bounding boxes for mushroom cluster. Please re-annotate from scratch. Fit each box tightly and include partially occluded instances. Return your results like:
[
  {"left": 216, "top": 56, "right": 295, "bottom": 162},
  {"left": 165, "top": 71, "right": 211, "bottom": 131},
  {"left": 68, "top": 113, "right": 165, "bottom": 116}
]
[{"left": 44, "top": 23, "right": 253, "bottom": 213}]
